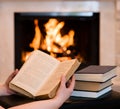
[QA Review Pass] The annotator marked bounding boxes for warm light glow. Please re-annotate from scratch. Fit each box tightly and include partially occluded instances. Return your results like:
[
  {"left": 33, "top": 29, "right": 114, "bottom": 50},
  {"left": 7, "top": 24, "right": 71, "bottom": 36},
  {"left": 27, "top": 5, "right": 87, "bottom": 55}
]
[
  {"left": 22, "top": 18, "right": 77, "bottom": 62},
  {"left": 22, "top": 51, "right": 31, "bottom": 62},
  {"left": 43, "top": 18, "right": 75, "bottom": 53},
  {"left": 29, "top": 18, "right": 75, "bottom": 54},
  {"left": 29, "top": 19, "right": 43, "bottom": 50}
]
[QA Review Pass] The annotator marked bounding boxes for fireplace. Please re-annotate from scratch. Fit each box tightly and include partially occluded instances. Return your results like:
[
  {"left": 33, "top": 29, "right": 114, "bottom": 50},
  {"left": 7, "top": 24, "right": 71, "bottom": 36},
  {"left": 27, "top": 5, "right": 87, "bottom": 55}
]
[{"left": 15, "top": 12, "right": 99, "bottom": 69}]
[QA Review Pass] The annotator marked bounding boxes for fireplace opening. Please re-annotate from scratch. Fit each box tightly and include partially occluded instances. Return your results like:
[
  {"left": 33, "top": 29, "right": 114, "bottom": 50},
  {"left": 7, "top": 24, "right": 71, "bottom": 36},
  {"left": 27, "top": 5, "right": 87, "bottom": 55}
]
[{"left": 15, "top": 12, "right": 99, "bottom": 69}]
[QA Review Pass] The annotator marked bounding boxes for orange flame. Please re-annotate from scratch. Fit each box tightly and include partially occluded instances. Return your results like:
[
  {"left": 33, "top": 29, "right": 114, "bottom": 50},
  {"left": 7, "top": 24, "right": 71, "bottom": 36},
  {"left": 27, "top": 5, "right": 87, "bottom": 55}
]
[
  {"left": 22, "top": 18, "right": 76, "bottom": 62},
  {"left": 29, "top": 19, "right": 43, "bottom": 50},
  {"left": 43, "top": 18, "right": 75, "bottom": 53}
]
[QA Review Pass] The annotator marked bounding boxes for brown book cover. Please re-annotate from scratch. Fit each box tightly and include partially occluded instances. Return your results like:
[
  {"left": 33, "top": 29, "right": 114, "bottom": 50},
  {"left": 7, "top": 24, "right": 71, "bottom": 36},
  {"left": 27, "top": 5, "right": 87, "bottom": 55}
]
[
  {"left": 74, "top": 79, "right": 113, "bottom": 91},
  {"left": 75, "top": 65, "right": 117, "bottom": 82},
  {"left": 9, "top": 50, "right": 80, "bottom": 99}
]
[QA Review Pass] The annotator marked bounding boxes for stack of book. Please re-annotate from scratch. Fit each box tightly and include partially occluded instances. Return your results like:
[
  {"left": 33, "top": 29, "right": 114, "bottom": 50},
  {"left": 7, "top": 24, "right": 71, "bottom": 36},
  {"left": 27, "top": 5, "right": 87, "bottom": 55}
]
[{"left": 71, "top": 65, "right": 117, "bottom": 98}]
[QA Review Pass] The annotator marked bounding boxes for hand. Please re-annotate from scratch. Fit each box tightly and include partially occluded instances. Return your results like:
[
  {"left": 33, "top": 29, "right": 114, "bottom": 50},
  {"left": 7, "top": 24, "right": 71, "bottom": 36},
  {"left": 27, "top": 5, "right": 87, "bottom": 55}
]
[
  {"left": 2, "top": 69, "right": 19, "bottom": 95},
  {"left": 0, "top": 106, "right": 4, "bottom": 109},
  {"left": 54, "top": 75, "right": 75, "bottom": 106}
]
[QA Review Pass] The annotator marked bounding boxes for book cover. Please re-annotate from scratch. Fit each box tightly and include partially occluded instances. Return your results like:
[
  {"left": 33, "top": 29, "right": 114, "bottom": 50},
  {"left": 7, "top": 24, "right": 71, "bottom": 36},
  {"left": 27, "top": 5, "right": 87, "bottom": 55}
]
[
  {"left": 75, "top": 65, "right": 117, "bottom": 82},
  {"left": 74, "top": 79, "right": 113, "bottom": 91},
  {"left": 71, "top": 86, "right": 112, "bottom": 98}
]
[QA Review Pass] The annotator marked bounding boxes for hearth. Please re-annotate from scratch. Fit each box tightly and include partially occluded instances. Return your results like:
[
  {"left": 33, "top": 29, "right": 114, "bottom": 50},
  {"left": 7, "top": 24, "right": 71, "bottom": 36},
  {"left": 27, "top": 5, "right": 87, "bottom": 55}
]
[{"left": 14, "top": 12, "right": 99, "bottom": 69}]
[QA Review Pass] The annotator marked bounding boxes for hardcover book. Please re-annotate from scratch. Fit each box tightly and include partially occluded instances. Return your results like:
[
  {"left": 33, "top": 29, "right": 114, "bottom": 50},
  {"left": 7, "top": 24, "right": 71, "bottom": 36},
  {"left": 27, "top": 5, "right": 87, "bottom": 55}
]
[
  {"left": 75, "top": 65, "right": 117, "bottom": 82},
  {"left": 74, "top": 79, "right": 113, "bottom": 91},
  {"left": 9, "top": 50, "right": 80, "bottom": 99},
  {"left": 71, "top": 86, "right": 112, "bottom": 98}
]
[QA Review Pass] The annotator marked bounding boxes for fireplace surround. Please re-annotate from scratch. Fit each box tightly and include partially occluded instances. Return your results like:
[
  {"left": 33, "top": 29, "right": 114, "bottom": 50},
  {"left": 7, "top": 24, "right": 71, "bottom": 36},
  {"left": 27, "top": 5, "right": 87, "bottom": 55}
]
[
  {"left": 15, "top": 12, "right": 99, "bottom": 69},
  {"left": 0, "top": 0, "right": 116, "bottom": 83}
]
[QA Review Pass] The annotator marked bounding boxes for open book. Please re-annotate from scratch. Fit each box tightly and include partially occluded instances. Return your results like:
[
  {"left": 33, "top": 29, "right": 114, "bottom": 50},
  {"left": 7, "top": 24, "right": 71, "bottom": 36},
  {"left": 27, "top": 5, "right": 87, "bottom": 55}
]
[{"left": 9, "top": 50, "right": 80, "bottom": 99}]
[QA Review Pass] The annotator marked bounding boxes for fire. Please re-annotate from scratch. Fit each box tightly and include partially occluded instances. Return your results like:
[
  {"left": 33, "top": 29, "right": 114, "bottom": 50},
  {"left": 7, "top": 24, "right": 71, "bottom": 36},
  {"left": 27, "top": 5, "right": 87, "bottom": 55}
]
[
  {"left": 42, "top": 18, "right": 75, "bottom": 53},
  {"left": 22, "top": 18, "right": 76, "bottom": 62},
  {"left": 29, "top": 19, "right": 43, "bottom": 50}
]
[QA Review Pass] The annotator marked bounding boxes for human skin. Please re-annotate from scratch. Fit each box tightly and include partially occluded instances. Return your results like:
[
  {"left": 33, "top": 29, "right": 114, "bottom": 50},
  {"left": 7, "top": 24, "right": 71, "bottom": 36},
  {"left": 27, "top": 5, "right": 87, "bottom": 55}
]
[{"left": 0, "top": 71, "right": 75, "bottom": 109}]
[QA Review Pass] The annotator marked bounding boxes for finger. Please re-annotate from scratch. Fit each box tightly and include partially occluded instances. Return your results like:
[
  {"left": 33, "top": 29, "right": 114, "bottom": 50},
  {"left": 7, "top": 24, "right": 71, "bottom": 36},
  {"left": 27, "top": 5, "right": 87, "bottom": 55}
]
[
  {"left": 59, "top": 75, "right": 66, "bottom": 88},
  {"left": 13, "top": 69, "right": 19, "bottom": 75},
  {"left": 67, "top": 75, "right": 75, "bottom": 90}
]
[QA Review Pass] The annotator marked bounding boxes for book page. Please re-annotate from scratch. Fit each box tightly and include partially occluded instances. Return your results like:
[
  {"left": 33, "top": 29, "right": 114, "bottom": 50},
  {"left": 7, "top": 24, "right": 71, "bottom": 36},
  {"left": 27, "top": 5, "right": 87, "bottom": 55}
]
[
  {"left": 10, "top": 50, "right": 60, "bottom": 96},
  {"left": 36, "top": 59, "right": 80, "bottom": 97},
  {"left": 55, "top": 59, "right": 80, "bottom": 80}
]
